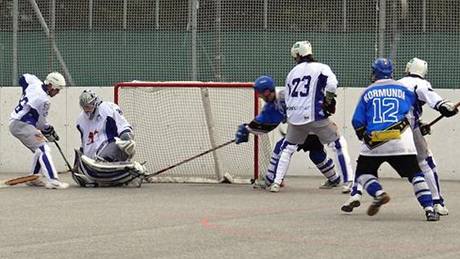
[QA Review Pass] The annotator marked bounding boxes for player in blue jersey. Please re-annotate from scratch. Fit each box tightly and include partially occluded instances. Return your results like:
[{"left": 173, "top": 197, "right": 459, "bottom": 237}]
[
  {"left": 9, "top": 72, "right": 69, "bottom": 189},
  {"left": 235, "top": 75, "right": 341, "bottom": 192},
  {"left": 350, "top": 58, "right": 439, "bottom": 221}
]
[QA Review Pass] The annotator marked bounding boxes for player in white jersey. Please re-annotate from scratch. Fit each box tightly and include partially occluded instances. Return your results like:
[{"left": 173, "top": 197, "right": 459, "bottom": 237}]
[
  {"left": 270, "top": 41, "right": 353, "bottom": 192},
  {"left": 235, "top": 75, "right": 341, "bottom": 191},
  {"left": 350, "top": 58, "right": 439, "bottom": 221},
  {"left": 72, "top": 90, "right": 146, "bottom": 187},
  {"left": 398, "top": 57, "right": 458, "bottom": 215},
  {"left": 9, "top": 72, "right": 69, "bottom": 189}
]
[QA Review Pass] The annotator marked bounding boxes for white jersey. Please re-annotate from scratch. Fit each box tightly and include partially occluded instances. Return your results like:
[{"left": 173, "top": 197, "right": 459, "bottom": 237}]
[
  {"left": 76, "top": 102, "right": 132, "bottom": 159},
  {"left": 10, "top": 73, "right": 51, "bottom": 130},
  {"left": 284, "top": 62, "right": 338, "bottom": 125},
  {"left": 398, "top": 75, "right": 443, "bottom": 125}
]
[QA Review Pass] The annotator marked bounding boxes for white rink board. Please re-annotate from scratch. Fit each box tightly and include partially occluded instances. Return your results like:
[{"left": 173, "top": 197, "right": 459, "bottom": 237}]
[{"left": 0, "top": 86, "right": 459, "bottom": 180}]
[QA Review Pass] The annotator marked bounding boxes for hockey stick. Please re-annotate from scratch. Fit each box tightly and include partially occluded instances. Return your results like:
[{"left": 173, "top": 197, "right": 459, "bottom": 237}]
[
  {"left": 428, "top": 101, "right": 460, "bottom": 127},
  {"left": 0, "top": 175, "right": 39, "bottom": 188},
  {"left": 145, "top": 139, "right": 236, "bottom": 179},
  {"left": 54, "top": 141, "right": 74, "bottom": 174}
]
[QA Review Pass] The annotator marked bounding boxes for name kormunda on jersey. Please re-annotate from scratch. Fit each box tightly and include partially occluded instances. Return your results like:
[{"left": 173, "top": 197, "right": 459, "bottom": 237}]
[{"left": 363, "top": 88, "right": 406, "bottom": 103}]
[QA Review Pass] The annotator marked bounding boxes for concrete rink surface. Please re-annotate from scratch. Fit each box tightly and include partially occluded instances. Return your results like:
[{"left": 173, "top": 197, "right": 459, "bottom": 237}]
[{"left": 1, "top": 173, "right": 459, "bottom": 259}]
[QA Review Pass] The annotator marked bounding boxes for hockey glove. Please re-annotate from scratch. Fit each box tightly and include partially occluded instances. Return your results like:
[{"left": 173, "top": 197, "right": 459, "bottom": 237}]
[
  {"left": 419, "top": 122, "right": 431, "bottom": 136},
  {"left": 235, "top": 124, "right": 249, "bottom": 144},
  {"left": 41, "top": 125, "right": 59, "bottom": 142},
  {"left": 437, "top": 100, "right": 458, "bottom": 117},
  {"left": 322, "top": 91, "right": 337, "bottom": 116}
]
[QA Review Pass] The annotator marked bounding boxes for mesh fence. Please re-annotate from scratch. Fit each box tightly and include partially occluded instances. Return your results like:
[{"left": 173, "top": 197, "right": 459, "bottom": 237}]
[{"left": 0, "top": 0, "right": 459, "bottom": 87}]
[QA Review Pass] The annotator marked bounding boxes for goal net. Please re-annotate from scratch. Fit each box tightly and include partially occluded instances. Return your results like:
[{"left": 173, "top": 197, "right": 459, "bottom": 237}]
[{"left": 114, "top": 81, "right": 272, "bottom": 183}]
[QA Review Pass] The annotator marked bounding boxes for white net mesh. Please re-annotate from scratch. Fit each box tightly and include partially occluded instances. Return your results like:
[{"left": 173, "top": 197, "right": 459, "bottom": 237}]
[{"left": 115, "top": 82, "right": 272, "bottom": 183}]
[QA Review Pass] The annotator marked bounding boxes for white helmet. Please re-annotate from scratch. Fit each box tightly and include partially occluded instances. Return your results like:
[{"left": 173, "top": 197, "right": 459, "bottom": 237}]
[
  {"left": 291, "top": 41, "right": 312, "bottom": 58},
  {"left": 405, "top": 58, "right": 428, "bottom": 78},
  {"left": 44, "top": 72, "right": 66, "bottom": 89}
]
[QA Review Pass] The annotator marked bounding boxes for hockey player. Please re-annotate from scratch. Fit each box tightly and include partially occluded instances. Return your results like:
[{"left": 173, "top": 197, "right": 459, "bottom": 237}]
[
  {"left": 398, "top": 57, "right": 457, "bottom": 215},
  {"left": 341, "top": 58, "right": 458, "bottom": 216},
  {"left": 71, "top": 90, "right": 146, "bottom": 187},
  {"left": 266, "top": 40, "right": 353, "bottom": 193},
  {"left": 235, "top": 75, "right": 341, "bottom": 191},
  {"left": 9, "top": 72, "right": 69, "bottom": 189},
  {"left": 351, "top": 58, "right": 439, "bottom": 221}
]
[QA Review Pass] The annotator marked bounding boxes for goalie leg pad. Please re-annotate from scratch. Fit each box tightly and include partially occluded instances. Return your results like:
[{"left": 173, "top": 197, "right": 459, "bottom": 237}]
[{"left": 76, "top": 155, "right": 146, "bottom": 187}]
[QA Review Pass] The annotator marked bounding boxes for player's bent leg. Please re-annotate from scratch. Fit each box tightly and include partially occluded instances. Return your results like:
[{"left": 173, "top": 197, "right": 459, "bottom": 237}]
[
  {"left": 259, "top": 138, "right": 284, "bottom": 189},
  {"left": 309, "top": 150, "right": 341, "bottom": 189},
  {"left": 407, "top": 172, "right": 439, "bottom": 221},
  {"left": 270, "top": 141, "right": 297, "bottom": 192},
  {"left": 26, "top": 150, "right": 46, "bottom": 187},
  {"left": 357, "top": 174, "right": 389, "bottom": 216},
  {"left": 36, "top": 144, "right": 69, "bottom": 189},
  {"left": 425, "top": 156, "right": 448, "bottom": 215},
  {"left": 328, "top": 136, "right": 354, "bottom": 193}
]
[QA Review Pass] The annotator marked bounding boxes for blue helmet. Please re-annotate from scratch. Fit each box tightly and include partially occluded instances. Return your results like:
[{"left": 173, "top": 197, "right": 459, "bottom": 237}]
[
  {"left": 372, "top": 58, "right": 393, "bottom": 79},
  {"left": 254, "top": 75, "right": 275, "bottom": 93}
]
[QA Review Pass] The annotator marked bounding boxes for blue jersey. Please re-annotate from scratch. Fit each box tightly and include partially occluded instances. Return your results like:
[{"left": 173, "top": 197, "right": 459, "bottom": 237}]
[
  {"left": 352, "top": 79, "right": 416, "bottom": 134},
  {"left": 247, "top": 89, "right": 286, "bottom": 134}
]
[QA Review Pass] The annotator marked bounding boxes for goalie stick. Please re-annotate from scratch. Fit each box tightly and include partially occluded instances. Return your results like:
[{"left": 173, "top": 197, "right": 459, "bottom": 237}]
[
  {"left": 145, "top": 139, "right": 236, "bottom": 179},
  {"left": 0, "top": 174, "right": 39, "bottom": 188},
  {"left": 428, "top": 100, "right": 460, "bottom": 127}
]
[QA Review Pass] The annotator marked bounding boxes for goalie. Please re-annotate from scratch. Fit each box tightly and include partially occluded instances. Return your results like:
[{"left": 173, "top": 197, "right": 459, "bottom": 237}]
[{"left": 71, "top": 90, "right": 146, "bottom": 187}]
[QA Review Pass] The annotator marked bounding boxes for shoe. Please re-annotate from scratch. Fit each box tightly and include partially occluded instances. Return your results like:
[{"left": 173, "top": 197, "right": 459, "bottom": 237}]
[
  {"left": 269, "top": 183, "right": 280, "bottom": 193},
  {"left": 425, "top": 210, "right": 440, "bottom": 222},
  {"left": 342, "top": 181, "right": 353, "bottom": 194},
  {"left": 319, "top": 179, "right": 340, "bottom": 189},
  {"left": 341, "top": 194, "right": 361, "bottom": 213},
  {"left": 433, "top": 204, "right": 449, "bottom": 216},
  {"left": 26, "top": 176, "right": 46, "bottom": 187},
  {"left": 45, "top": 179, "right": 69, "bottom": 189},
  {"left": 367, "top": 192, "right": 390, "bottom": 216}
]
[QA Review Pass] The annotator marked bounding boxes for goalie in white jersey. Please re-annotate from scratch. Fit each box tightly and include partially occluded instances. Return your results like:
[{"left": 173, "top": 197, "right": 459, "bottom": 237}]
[
  {"left": 9, "top": 72, "right": 69, "bottom": 189},
  {"left": 72, "top": 90, "right": 146, "bottom": 187},
  {"left": 269, "top": 40, "right": 353, "bottom": 192}
]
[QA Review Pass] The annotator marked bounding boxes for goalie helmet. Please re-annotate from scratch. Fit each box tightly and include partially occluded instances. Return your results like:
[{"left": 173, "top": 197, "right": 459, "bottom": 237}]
[
  {"left": 254, "top": 75, "right": 275, "bottom": 93},
  {"left": 372, "top": 58, "right": 393, "bottom": 80},
  {"left": 291, "top": 41, "right": 312, "bottom": 58},
  {"left": 44, "top": 72, "right": 66, "bottom": 89},
  {"left": 79, "top": 89, "right": 102, "bottom": 119},
  {"left": 405, "top": 57, "right": 428, "bottom": 78}
]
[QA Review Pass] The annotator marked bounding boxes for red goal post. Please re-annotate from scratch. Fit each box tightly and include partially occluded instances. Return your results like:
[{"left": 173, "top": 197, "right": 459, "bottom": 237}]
[{"left": 114, "top": 81, "right": 272, "bottom": 183}]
